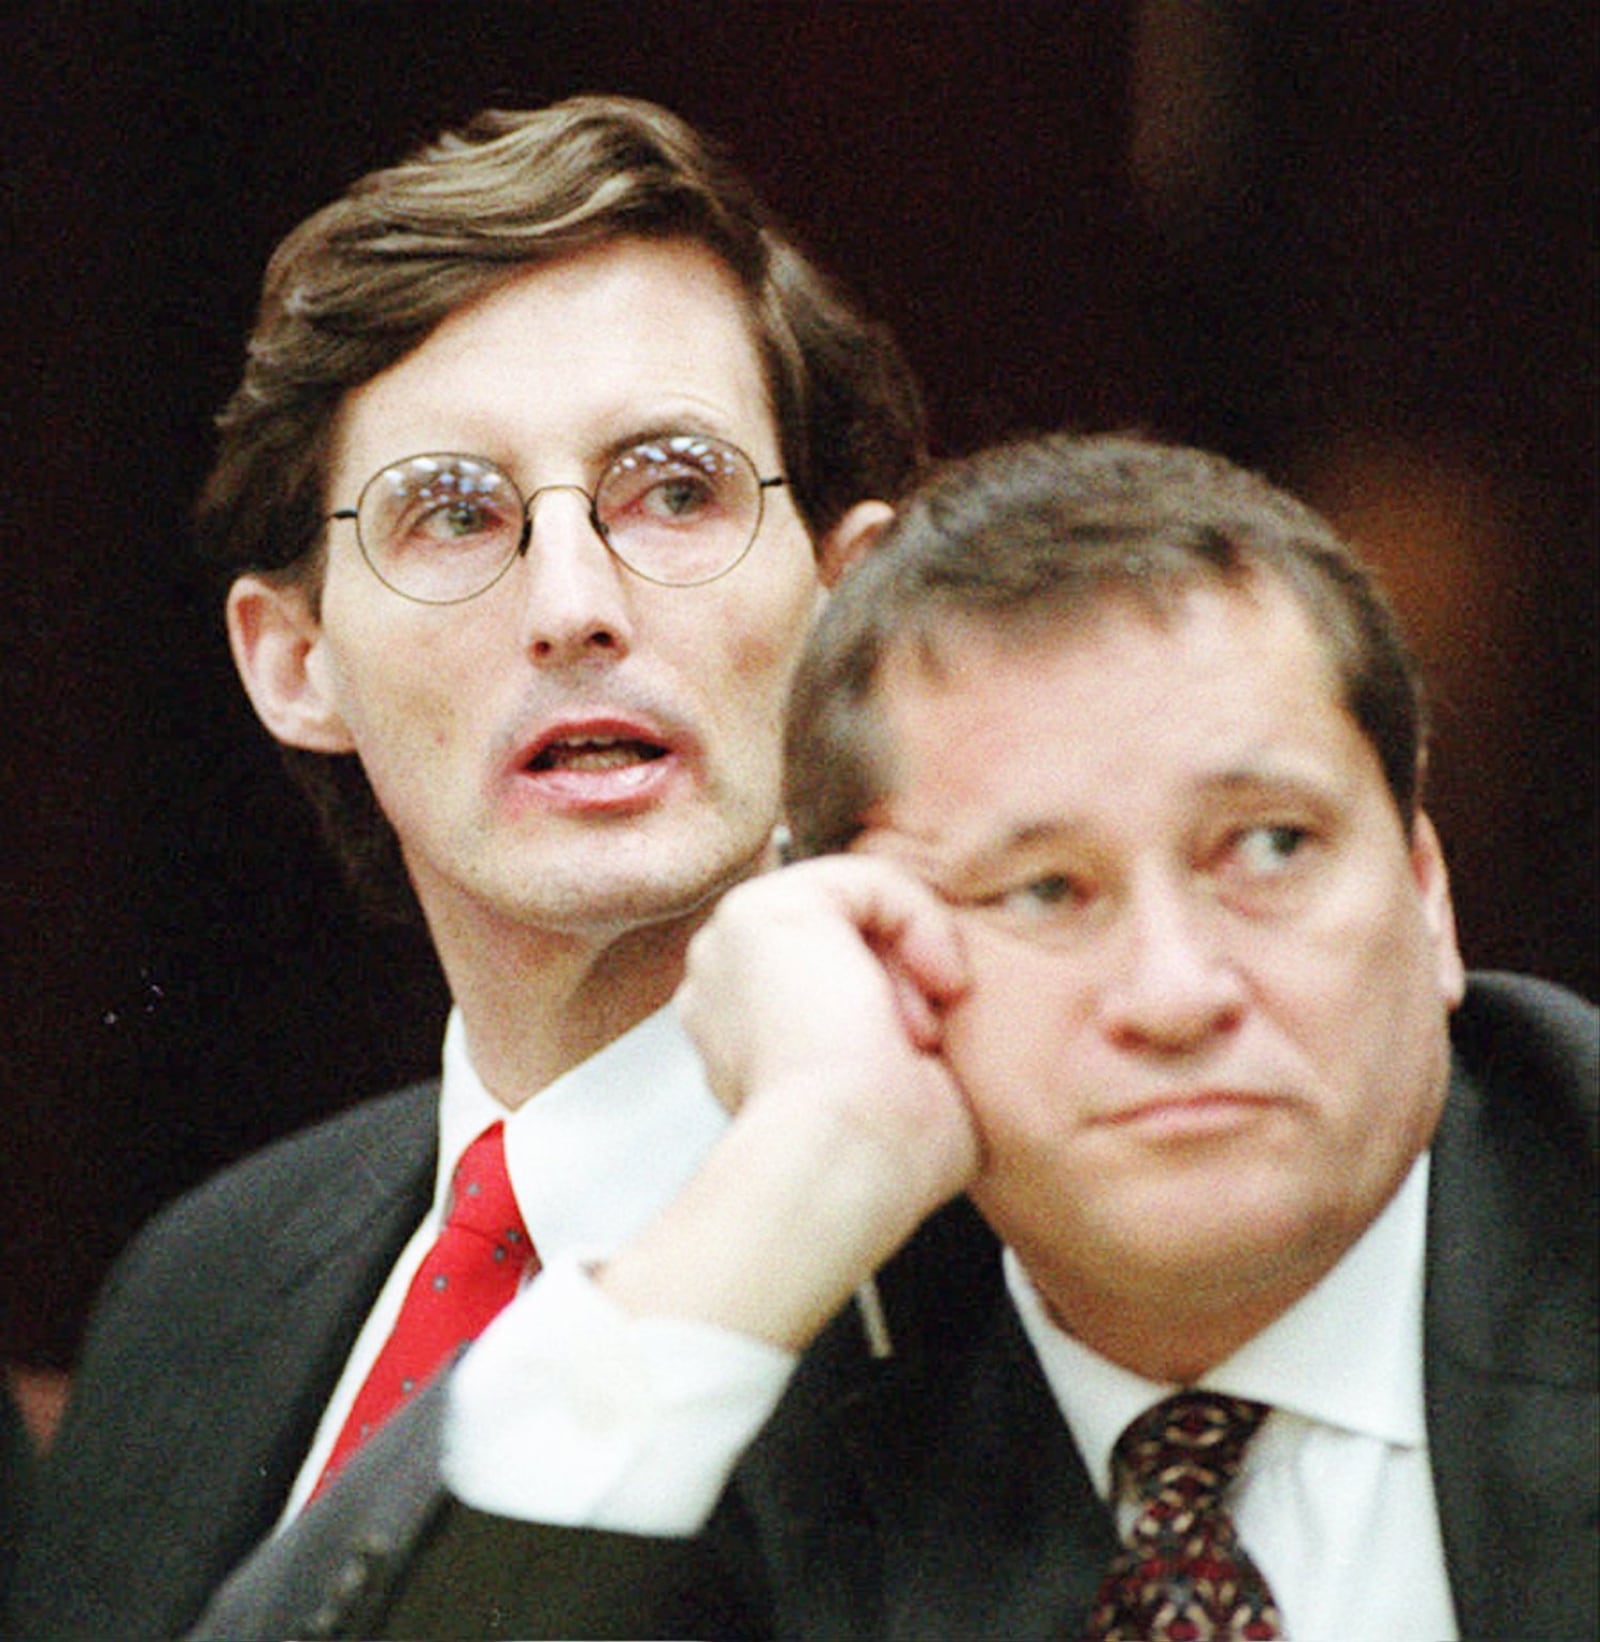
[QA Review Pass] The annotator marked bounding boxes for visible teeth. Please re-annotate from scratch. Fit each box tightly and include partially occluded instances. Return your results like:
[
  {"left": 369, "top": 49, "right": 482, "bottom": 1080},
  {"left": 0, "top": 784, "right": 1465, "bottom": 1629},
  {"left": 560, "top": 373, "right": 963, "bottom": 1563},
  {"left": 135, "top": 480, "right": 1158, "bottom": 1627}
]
[
  {"left": 564, "top": 743, "right": 640, "bottom": 771},
  {"left": 533, "top": 737, "right": 664, "bottom": 772}
]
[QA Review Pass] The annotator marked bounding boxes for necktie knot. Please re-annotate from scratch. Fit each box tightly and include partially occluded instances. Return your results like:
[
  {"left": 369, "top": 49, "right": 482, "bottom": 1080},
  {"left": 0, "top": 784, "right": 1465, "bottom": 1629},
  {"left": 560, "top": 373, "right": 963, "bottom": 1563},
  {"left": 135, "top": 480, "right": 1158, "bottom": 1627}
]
[
  {"left": 1114, "top": 1391, "right": 1268, "bottom": 1514},
  {"left": 1085, "top": 1392, "right": 1282, "bottom": 1640},
  {"left": 445, "top": 1121, "right": 528, "bottom": 1254}
]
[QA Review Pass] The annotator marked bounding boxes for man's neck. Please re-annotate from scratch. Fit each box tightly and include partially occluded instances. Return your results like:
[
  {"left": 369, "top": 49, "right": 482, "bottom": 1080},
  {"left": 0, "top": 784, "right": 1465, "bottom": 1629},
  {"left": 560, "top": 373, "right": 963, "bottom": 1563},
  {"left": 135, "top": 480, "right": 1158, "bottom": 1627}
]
[
  {"left": 1000, "top": 1224, "right": 1343, "bottom": 1385},
  {"left": 429, "top": 911, "right": 705, "bottom": 1109},
  {"left": 1031, "top": 1283, "right": 1306, "bottom": 1385}
]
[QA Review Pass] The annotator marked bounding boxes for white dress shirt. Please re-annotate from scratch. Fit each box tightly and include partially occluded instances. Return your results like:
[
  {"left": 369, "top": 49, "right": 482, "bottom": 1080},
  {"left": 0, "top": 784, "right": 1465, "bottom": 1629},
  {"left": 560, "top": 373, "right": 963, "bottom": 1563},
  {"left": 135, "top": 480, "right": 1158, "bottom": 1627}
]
[{"left": 277, "top": 1002, "right": 730, "bottom": 1525}]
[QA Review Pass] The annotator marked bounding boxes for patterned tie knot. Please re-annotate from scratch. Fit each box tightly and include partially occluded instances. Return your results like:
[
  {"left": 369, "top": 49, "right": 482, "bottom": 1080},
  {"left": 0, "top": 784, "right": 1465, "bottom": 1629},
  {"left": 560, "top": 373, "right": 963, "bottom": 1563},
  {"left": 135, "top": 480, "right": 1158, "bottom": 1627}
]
[
  {"left": 1116, "top": 1392, "right": 1268, "bottom": 1519},
  {"left": 1086, "top": 1392, "right": 1282, "bottom": 1641}
]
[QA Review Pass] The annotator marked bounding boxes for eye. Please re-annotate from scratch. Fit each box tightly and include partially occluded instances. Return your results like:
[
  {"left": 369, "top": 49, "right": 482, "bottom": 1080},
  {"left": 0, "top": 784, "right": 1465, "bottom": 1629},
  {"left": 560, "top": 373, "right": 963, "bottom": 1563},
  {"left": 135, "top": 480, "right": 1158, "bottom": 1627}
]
[
  {"left": 1230, "top": 823, "right": 1311, "bottom": 877},
  {"left": 411, "top": 494, "right": 503, "bottom": 541},
  {"left": 968, "top": 871, "right": 1089, "bottom": 934},
  {"left": 602, "top": 440, "right": 731, "bottom": 534},
  {"left": 1009, "top": 874, "right": 1074, "bottom": 908},
  {"left": 641, "top": 471, "right": 716, "bottom": 523},
  {"left": 378, "top": 460, "right": 521, "bottom": 553}
]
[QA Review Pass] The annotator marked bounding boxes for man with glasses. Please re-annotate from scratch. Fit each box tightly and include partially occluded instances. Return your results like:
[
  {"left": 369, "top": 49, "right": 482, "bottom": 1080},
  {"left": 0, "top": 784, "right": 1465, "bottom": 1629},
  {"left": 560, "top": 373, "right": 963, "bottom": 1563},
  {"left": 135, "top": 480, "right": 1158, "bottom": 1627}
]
[{"left": 5, "top": 95, "right": 922, "bottom": 1640}]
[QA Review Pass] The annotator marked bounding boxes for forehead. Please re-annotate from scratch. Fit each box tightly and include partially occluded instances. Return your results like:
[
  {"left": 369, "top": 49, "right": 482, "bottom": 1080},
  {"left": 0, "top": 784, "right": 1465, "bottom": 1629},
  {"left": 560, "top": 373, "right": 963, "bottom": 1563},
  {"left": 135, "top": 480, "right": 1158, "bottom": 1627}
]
[
  {"left": 329, "top": 237, "right": 773, "bottom": 478},
  {"left": 868, "top": 581, "right": 1372, "bottom": 846}
]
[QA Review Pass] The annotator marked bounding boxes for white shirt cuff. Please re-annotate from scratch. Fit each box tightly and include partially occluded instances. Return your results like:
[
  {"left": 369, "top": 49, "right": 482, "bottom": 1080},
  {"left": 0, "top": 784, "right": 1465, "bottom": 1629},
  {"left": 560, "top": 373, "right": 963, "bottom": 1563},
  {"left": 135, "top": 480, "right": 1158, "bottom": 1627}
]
[{"left": 442, "top": 1253, "right": 797, "bottom": 1534}]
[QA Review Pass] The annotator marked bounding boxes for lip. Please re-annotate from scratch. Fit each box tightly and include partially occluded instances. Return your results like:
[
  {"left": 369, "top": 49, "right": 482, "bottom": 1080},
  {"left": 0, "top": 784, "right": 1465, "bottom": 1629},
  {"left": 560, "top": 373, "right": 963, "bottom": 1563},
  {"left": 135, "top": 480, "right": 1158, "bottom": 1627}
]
[
  {"left": 1098, "top": 1089, "right": 1283, "bottom": 1141},
  {"left": 505, "top": 712, "right": 693, "bottom": 816}
]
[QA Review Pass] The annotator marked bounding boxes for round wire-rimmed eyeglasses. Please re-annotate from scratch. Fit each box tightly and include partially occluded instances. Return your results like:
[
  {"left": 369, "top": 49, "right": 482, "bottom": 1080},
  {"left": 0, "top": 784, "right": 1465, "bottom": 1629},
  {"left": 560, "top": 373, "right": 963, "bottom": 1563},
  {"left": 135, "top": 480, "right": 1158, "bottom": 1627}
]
[{"left": 326, "top": 433, "right": 787, "bottom": 605}]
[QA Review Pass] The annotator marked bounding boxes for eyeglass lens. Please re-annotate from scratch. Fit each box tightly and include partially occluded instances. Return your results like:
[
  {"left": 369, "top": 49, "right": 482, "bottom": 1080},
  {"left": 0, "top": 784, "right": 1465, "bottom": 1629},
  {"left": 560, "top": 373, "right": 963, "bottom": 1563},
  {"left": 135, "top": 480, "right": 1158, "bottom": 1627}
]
[{"left": 355, "top": 435, "right": 768, "bottom": 602}]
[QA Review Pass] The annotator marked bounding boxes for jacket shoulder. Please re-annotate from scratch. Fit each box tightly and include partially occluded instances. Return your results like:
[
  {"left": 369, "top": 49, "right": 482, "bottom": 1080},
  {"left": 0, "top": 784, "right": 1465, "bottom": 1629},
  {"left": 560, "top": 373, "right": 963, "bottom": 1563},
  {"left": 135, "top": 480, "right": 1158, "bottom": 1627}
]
[
  {"left": 104, "top": 1081, "right": 438, "bottom": 1297},
  {"left": 1450, "top": 971, "right": 1597, "bottom": 1150}
]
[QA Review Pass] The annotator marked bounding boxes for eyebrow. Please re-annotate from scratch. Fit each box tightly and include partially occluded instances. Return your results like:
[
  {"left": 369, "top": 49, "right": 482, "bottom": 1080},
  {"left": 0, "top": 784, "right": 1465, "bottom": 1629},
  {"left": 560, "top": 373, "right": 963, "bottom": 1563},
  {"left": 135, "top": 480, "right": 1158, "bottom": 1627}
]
[
  {"left": 598, "top": 416, "right": 745, "bottom": 461},
  {"left": 362, "top": 411, "right": 765, "bottom": 487},
  {"left": 1202, "top": 760, "right": 1346, "bottom": 808}
]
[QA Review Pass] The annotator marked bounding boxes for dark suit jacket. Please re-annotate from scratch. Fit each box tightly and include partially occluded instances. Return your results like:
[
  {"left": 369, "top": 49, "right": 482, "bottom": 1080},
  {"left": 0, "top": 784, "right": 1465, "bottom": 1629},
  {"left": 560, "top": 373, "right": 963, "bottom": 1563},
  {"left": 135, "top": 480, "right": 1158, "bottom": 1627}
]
[
  {"left": 192, "top": 973, "right": 1598, "bottom": 1642},
  {"left": 2, "top": 1080, "right": 440, "bottom": 1641}
]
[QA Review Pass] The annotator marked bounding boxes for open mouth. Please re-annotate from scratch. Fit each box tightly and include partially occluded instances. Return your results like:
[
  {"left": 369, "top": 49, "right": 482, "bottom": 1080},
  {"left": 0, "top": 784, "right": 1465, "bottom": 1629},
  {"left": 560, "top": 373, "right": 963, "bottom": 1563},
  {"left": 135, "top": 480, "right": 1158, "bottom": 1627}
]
[{"left": 526, "top": 735, "right": 669, "bottom": 773}]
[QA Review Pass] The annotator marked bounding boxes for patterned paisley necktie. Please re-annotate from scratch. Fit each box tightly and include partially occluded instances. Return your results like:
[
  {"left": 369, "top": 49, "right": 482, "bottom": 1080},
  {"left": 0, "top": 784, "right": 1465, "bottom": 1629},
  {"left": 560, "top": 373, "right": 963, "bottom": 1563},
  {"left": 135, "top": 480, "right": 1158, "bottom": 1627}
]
[{"left": 1083, "top": 1390, "right": 1283, "bottom": 1641}]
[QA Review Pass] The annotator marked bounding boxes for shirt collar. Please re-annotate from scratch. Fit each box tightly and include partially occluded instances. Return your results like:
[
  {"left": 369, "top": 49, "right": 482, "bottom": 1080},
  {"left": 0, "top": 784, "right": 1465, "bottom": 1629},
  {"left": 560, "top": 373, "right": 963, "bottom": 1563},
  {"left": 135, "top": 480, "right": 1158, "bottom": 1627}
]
[
  {"left": 435, "top": 1002, "right": 729, "bottom": 1262},
  {"left": 1007, "top": 1152, "right": 1431, "bottom": 1499}
]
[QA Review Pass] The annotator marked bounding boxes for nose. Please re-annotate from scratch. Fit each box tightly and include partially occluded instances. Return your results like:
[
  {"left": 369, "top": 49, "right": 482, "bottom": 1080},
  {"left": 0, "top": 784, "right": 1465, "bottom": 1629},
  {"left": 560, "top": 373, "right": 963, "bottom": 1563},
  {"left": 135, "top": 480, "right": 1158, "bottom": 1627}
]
[
  {"left": 513, "top": 485, "right": 633, "bottom": 665},
  {"left": 1099, "top": 872, "right": 1246, "bottom": 1054}
]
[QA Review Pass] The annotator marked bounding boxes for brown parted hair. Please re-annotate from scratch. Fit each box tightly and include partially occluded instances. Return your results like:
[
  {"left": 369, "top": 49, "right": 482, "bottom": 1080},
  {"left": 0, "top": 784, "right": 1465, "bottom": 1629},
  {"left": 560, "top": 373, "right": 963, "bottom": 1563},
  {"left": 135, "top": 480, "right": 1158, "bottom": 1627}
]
[
  {"left": 782, "top": 431, "right": 1429, "bottom": 861},
  {"left": 195, "top": 95, "right": 926, "bottom": 918}
]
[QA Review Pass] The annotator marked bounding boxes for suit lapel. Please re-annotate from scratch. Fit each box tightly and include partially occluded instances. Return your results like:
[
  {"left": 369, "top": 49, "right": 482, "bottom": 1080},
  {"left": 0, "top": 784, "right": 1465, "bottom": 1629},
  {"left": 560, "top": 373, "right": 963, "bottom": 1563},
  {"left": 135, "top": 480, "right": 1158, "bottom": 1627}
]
[
  {"left": 862, "top": 1296, "right": 1114, "bottom": 1639},
  {"left": 1424, "top": 986, "right": 1597, "bottom": 1640},
  {"left": 793, "top": 1203, "right": 1117, "bottom": 1640},
  {"left": 199, "top": 1084, "right": 441, "bottom": 1549},
  {"left": 138, "top": 1082, "right": 440, "bottom": 1633}
]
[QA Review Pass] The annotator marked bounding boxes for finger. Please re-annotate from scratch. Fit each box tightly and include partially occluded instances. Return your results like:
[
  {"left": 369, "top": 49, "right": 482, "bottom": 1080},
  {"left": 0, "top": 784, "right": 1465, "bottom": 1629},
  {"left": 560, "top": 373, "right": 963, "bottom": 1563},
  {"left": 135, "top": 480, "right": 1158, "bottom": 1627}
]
[
  {"left": 883, "top": 960, "right": 942, "bottom": 1051},
  {"left": 810, "top": 857, "right": 970, "bottom": 1008}
]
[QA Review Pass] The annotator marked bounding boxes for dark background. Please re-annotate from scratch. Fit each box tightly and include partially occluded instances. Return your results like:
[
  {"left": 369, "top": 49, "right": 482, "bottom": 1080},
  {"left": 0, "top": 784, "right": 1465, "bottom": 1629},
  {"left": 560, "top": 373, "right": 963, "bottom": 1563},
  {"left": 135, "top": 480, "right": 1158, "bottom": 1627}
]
[{"left": 2, "top": 1, "right": 1594, "bottom": 1371}]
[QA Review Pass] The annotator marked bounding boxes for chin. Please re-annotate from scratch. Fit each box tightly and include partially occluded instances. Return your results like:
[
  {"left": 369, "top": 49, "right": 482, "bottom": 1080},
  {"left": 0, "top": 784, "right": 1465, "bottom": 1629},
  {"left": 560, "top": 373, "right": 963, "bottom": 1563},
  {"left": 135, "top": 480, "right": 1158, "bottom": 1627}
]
[{"left": 522, "top": 855, "right": 760, "bottom": 935}]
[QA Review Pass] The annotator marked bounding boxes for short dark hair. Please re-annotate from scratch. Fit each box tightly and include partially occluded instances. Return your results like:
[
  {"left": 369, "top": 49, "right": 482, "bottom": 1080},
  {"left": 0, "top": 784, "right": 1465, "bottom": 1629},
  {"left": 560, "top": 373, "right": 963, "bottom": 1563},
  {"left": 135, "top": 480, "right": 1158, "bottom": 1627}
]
[
  {"left": 197, "top": 96, "right": 925, "bottom": 918},
  {"left": 784, "top": 432, "right": 1428, "bottom": 859}
]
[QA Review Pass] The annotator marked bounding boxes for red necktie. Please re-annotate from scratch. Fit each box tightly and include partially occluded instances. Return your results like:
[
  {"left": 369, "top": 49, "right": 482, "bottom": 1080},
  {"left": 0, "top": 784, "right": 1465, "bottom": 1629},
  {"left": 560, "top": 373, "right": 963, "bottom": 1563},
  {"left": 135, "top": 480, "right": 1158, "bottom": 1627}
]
[
  {"left": 312, "top": 1120, "right": 535, "bottom": 1497},
  {"left": 1083, "top": 1391, "right": 1283, "bottom": 1640}
]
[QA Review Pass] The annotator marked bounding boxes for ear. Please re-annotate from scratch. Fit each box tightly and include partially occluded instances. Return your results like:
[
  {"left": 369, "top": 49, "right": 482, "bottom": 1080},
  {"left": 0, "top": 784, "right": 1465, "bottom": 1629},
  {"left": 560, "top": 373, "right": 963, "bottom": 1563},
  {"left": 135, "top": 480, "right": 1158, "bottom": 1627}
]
[
  {"left": 226, "top": 574, "right": 356, "bottom": 754},
  {"left": 1410, "top": 811, "right": 1466, "bottom": 1008},
  {"left": 815, "top": 500, "right": 894, "bottom": 589}
]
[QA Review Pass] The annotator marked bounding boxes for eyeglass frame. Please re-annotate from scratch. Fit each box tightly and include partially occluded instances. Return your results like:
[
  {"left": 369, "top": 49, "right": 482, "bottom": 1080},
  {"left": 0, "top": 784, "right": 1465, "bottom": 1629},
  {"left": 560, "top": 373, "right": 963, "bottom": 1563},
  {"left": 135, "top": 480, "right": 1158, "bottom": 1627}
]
[{"left": 324, "top": 435, "right": 789, "bottom": 606}]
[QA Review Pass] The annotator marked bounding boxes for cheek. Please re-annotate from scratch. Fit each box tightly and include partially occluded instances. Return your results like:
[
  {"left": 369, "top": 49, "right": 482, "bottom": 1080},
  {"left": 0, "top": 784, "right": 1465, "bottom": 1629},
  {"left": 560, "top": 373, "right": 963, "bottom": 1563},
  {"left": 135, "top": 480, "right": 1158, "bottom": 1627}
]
[
  {"left": 1325, "top": 925, "right": 1452, "bottom": 1138},
  {"left": 737, "top": 575, "right": 824, "bottom": 673},
  {"left": 317, "top": 609, "right": 478, "bottom": 776},
  {"left": 1284, "top": 869, "right": 1443, "bottom": 1041},
  {"left": 696, "top": 574, "right": 825, "bottom": 722},
  {"left": 941, "top": 942, "right": 1092, "bottom": 1142},
  {"left": 736, "top": 530, "right": 825, "bottom": 638},
  {"left": 1241, "top": 889, "right": 1452, "bottom": 1174}
]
